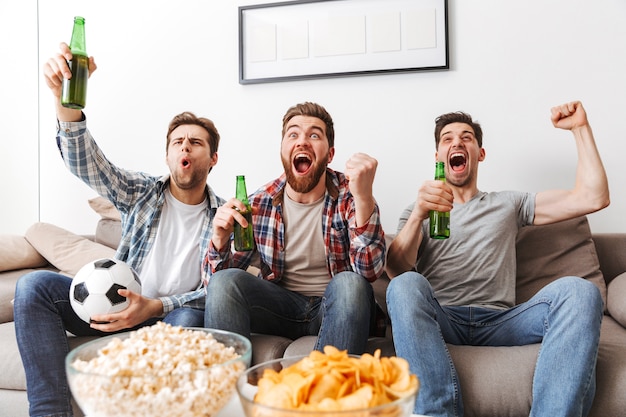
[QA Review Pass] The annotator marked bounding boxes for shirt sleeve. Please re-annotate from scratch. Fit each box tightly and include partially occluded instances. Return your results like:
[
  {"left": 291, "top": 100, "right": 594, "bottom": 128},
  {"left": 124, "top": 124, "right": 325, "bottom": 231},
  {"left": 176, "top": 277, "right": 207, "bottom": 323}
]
[
  {"left": 202, "top": 239, "right": 238, "bottom": 287},
  {"left": 159, "top": 288, "right": 205, "bottom": 315},
  {"left": 57, "top": 118, "right": 156, "bottom": 214},
  {"left": 396, "top": 202, "right": 416, "bottom": 234},
  {"left": 348, "top": 204, "right": 386, "bottom": 281}
]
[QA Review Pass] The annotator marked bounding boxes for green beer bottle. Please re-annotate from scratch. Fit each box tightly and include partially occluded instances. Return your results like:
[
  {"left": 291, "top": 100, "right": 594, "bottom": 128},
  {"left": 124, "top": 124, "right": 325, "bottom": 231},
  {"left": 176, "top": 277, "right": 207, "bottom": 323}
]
[
  {"left": 61, "top": 16, "right": 89, "bottom": 109},
  {"left": 234, "top": 175, "right": 254, "bottom": 251},
  {"left": 429, "top": 161, "right": 450, "bottom": 239}
]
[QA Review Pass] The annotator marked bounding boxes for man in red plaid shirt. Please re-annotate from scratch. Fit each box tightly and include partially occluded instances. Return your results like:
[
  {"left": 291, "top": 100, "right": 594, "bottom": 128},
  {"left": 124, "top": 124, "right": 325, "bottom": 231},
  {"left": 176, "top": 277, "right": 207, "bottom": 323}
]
[{"left": 203, "top": 102, "right": 386, "bottom": 353}]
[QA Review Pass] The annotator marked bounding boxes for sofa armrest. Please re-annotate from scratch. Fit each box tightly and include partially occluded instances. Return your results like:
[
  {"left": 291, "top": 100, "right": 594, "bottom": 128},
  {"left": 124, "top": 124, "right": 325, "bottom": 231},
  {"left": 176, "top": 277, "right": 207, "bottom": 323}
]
[
  {"left": 608, "top": 272, "right": 626, "bottom": 328},
  {"left": 593, "top": 233, "right": 626, "bottom": 284},
  {"left": 25, "top": 223, "right": 116, "bottom": 276},
  {"left": 0, "top": 268, "right": 59, "bottom": 324},
  {"left": 0, "top": 235, "right": 48, "bottom": 272}
]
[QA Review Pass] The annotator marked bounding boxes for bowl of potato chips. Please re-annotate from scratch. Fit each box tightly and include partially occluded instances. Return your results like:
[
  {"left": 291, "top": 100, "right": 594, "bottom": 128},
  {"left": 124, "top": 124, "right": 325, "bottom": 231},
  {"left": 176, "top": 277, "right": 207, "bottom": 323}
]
[{"left": 236, "top": 346, "right": 419, "bottom": 417}]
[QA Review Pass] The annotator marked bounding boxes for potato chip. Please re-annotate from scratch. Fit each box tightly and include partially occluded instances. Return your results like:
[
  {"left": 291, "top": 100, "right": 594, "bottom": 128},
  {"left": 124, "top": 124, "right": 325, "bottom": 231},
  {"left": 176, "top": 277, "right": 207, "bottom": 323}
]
[
  {"left": 256, "top": 371, "right": 315, "bottom": 408},
  {"left": 253, "top": 346, "right": 419, "bottom": 412},
  {"left": 308, "top": 373, "right": 343, "bottom": 403}
]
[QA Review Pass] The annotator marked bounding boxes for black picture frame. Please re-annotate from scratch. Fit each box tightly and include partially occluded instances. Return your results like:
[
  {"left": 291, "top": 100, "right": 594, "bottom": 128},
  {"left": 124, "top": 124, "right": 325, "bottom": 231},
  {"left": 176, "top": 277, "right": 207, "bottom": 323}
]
[{"left": 238, "top": 0, "right": 449, "bottom": 84}]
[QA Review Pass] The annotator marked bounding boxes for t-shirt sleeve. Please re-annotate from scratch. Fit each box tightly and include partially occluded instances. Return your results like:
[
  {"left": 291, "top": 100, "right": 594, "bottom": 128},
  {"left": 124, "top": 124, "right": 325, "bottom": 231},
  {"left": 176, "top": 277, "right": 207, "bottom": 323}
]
[{"left": 396, "top": 202, "right": 416, "bottom": 234}]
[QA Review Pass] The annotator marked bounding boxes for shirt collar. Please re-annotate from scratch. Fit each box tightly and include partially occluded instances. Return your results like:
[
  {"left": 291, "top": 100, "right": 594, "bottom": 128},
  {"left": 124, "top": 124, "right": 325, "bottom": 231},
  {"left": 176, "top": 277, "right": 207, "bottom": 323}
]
[{"left": 158, "top": 174, "right": 219, "bottom": 212}]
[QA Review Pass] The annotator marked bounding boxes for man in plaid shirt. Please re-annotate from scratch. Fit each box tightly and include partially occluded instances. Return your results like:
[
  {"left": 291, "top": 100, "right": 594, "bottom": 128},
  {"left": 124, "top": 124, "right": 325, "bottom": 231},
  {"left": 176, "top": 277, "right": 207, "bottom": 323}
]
[
  {"left": 204, "top": 102, "right": 385, "bottom": 354},
  {"left": 14, "top": 43, "right": 225, "bottom": 417}
]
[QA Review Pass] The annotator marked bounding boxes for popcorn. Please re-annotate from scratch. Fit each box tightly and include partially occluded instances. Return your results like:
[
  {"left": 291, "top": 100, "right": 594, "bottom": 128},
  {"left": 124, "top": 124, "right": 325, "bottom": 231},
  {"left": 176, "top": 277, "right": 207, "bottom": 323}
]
[{"left": 68, "top": 322, "right": 246, "bottom": 417}]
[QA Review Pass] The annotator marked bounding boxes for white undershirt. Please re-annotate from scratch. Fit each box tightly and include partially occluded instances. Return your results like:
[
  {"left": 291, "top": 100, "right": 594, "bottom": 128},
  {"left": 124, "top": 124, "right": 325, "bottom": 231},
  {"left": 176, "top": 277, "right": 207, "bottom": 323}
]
[{"left": 139, "top": 188, "right": 207, "bottom": 298}]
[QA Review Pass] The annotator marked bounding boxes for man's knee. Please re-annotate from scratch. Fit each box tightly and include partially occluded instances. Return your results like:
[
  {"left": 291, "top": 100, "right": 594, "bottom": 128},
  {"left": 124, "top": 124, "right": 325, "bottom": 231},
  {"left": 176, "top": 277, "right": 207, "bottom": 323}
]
[
  {"left": 387, "top": 271, "right": 430, "bottom": 303},
  {"left": 207, "top": 269, "right": 244, "bottom": 293},
  {"left": 16, "top": 271, "right": 47, "bottom": 293},
  {"left": 15, "top": 271, "right": 64, "bottom": 301},
  {"left": 546, "top": 276, "right": 604, "bottom": 317},
  {"left": 327, "top": 272, "right": 373, "bottom": 304},
  {"left": 569, "top": 277, "right": 603, "bottom": 312}
]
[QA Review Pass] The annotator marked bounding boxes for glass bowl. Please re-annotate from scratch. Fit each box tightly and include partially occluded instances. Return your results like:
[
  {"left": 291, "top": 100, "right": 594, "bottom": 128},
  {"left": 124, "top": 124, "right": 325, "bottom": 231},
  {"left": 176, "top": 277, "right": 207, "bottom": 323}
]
[
  {"left": 66, "top": 324, "right": 251, "bottom": 417},
  {"left": 236, "top": 354, "right": 419, "bottom": 417}
]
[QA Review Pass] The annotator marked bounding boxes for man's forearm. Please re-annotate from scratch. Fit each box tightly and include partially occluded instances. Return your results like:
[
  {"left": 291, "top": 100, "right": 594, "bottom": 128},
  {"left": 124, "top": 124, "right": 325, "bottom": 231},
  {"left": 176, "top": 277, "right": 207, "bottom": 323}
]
[
  {"left": 572, "top": 124, "right": 610, "bottom": 212},
  {"left": 386, "top": 215, "right": 423, "bottom": 278}
]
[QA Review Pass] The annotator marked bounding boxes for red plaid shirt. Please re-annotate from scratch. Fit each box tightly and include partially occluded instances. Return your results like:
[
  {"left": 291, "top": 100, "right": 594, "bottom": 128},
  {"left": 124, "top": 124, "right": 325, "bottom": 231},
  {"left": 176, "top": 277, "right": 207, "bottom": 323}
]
[{"left": 203, "top": 169, "right": 385, "bottom": 284}]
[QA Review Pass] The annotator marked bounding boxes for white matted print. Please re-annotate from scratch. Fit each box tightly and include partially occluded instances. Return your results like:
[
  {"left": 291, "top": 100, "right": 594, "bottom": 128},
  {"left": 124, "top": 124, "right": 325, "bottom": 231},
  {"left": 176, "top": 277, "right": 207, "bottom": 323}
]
[{"left": 239, "top": 0, "right": 448, "bottom": 84}]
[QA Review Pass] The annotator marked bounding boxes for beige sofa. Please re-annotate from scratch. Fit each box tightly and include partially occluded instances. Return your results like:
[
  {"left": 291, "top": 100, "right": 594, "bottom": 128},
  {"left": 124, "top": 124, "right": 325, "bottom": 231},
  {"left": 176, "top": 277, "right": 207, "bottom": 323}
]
[{"left": 1, "top": 199, "right": 626, "bottom": 417}]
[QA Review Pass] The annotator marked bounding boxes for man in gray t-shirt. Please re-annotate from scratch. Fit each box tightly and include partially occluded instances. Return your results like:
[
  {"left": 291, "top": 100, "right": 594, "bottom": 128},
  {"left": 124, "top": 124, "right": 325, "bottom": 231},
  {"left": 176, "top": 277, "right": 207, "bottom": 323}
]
[{"left": 386, "top": 101, "right": 609, "bottom": 417}]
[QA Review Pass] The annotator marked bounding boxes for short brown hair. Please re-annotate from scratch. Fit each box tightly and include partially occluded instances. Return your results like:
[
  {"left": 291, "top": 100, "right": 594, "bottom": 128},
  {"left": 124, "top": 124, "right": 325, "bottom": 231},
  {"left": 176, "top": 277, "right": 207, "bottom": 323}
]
[
  {"left": 282, "top": 102, "right": 335, "bottom": 148},
  {"left": 166, "top": 111, "right": 220, "bottom": 155},
  {"left": 434, "top": 111, "right": 483, "bottom": 149}
]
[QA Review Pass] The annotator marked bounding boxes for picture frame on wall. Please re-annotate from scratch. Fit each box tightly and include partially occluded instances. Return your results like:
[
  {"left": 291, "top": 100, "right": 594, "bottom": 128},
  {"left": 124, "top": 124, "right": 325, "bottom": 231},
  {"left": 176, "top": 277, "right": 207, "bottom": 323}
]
[{"left": 238, "top": 0, "right": 449, "bottom": 84}]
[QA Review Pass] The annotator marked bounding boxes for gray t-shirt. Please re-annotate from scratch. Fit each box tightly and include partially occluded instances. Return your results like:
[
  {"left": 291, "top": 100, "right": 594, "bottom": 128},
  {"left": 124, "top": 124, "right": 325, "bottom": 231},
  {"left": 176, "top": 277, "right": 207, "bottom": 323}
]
[
  {"left": 397, "top": 191, "right": 535, "bottom": 309},
  {"left": 281, "top": 193, "right": 329, "bottom": 296}
]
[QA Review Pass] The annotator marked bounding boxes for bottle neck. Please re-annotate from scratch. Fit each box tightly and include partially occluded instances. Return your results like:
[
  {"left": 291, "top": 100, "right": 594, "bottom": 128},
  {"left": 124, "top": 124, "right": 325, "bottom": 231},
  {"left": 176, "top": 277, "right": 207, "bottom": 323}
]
[
  {"left": 434, "top": 162, "right": 445, "bottom": 181},
  {"left": 236, "top": 176, "right": 249, "bottom": 203},
  {"left": 69, "top": 18, "right": 87, "bottom": 56}
]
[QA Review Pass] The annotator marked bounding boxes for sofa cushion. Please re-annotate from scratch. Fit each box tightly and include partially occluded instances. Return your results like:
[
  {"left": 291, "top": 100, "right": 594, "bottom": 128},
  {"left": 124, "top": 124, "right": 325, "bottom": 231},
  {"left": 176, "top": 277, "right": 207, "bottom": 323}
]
[
  {"left": 88, "top": 196, "right": 121, "bottom": 221},
  {"left": 95, "top": 219, "right": 122, "bottom": 249},
  {"left": 516, "top": 216, "right": 607, "bottom": 308},
  {"left": 607, "top": 272, "right": 626, "bottom": 327},
  {"left": 449, "top": 343, "right": 539, "bottom": 416},
  {"left": 88, "top": 197, "right": 122, "bottom": 249},
  {"left": 24, "top": 223, "right": 116, "bottom": 276},
  {"left": 0, "top": 321, "right": 98, "bottom": 392},
  {"left": 0, "top": 235, "right": 48, "bottom": 272},
  {"left": 593, "top": 317, "right": 626, "bottom": 417},
  {"left": 283, "top": 335, "right": 395, "bottom": 358},
  {"left": 249, "top": 334, "right": 293, "bottom": 365},
  {"left": 0, "top": 321, "right": 27, "bottom": 390},
  {"left": 0, "top": 268, "right": 52, "bottom": 324}
]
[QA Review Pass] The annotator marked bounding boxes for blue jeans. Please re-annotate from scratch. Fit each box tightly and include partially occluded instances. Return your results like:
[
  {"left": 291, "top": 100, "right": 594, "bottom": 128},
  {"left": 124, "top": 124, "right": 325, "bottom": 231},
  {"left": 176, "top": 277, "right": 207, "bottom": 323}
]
[
  {"left": 387, "top": 272, "right": 603, "bottom": 417},
  {"left": 13, "top": 270, "right": 203, "bottom": 417},
  {"left": 204, "top": 269, "right": 374, "bottom": 354}
]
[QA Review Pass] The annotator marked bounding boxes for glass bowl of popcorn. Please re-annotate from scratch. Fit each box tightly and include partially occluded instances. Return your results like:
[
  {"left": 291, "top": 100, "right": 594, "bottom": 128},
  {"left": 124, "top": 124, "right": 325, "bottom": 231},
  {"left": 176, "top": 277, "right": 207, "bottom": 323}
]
[
  {"left": 66, "top": 322, "right": 251, "bottom": 417},
  {"left": 236, "top": 346, "right": 419, "bottom": 417}
]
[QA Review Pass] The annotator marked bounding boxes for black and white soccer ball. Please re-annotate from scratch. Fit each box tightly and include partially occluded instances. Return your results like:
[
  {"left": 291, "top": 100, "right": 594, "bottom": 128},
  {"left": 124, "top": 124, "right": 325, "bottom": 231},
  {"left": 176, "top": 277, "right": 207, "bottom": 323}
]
[{"left": 69, "top": 258, "right": 142, "bottom": 324}]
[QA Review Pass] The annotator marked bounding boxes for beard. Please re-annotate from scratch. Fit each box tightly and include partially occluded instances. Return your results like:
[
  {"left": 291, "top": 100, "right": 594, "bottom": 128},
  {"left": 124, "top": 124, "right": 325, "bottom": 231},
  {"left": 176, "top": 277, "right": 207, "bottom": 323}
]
[
  {"left": 170, "top": 167, "right": 207, "bottom": 191},
  {"left": 282, "top": 152, "right": 329, "bottom": 194}
]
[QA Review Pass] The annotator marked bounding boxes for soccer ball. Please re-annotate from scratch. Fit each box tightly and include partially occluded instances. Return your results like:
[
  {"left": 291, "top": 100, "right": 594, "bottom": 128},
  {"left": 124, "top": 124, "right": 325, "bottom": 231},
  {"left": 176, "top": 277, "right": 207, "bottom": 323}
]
[{"left": 69, "top": 258, "right": 142, "bottom": 324}]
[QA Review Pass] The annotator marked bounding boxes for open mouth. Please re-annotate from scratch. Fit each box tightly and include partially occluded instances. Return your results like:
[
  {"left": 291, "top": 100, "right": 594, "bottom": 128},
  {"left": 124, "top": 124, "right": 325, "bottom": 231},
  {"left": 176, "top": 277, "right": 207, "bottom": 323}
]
[
  {"left": 181, "top": 157, "right": 191, "bottom": 168},
  {"left": 293, "top": 153, "right": 312, "bottom": 174},
  {"left": 449, "top": 152, "right": 466, "bottom": 172}
]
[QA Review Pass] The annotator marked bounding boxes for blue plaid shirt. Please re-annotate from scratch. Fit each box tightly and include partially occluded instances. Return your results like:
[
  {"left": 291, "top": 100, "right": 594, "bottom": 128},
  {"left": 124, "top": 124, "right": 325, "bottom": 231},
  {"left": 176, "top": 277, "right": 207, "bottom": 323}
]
[
  {"left": 57, "top": 117, "right": 224, "bottom": 314},
  {"left": 204, "top": 169, "right": 386, "bottom": 283}
]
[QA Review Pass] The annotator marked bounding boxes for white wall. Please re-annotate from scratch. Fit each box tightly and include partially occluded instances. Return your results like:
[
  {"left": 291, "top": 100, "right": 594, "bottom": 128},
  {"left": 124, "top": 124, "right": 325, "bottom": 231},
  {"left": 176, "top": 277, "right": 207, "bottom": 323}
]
[
  {"left": 0, "top": 0, "right": 39, "bottom": 235},
  {"left": 1, "top": 0, "right": 625, "bottom": 237}
]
